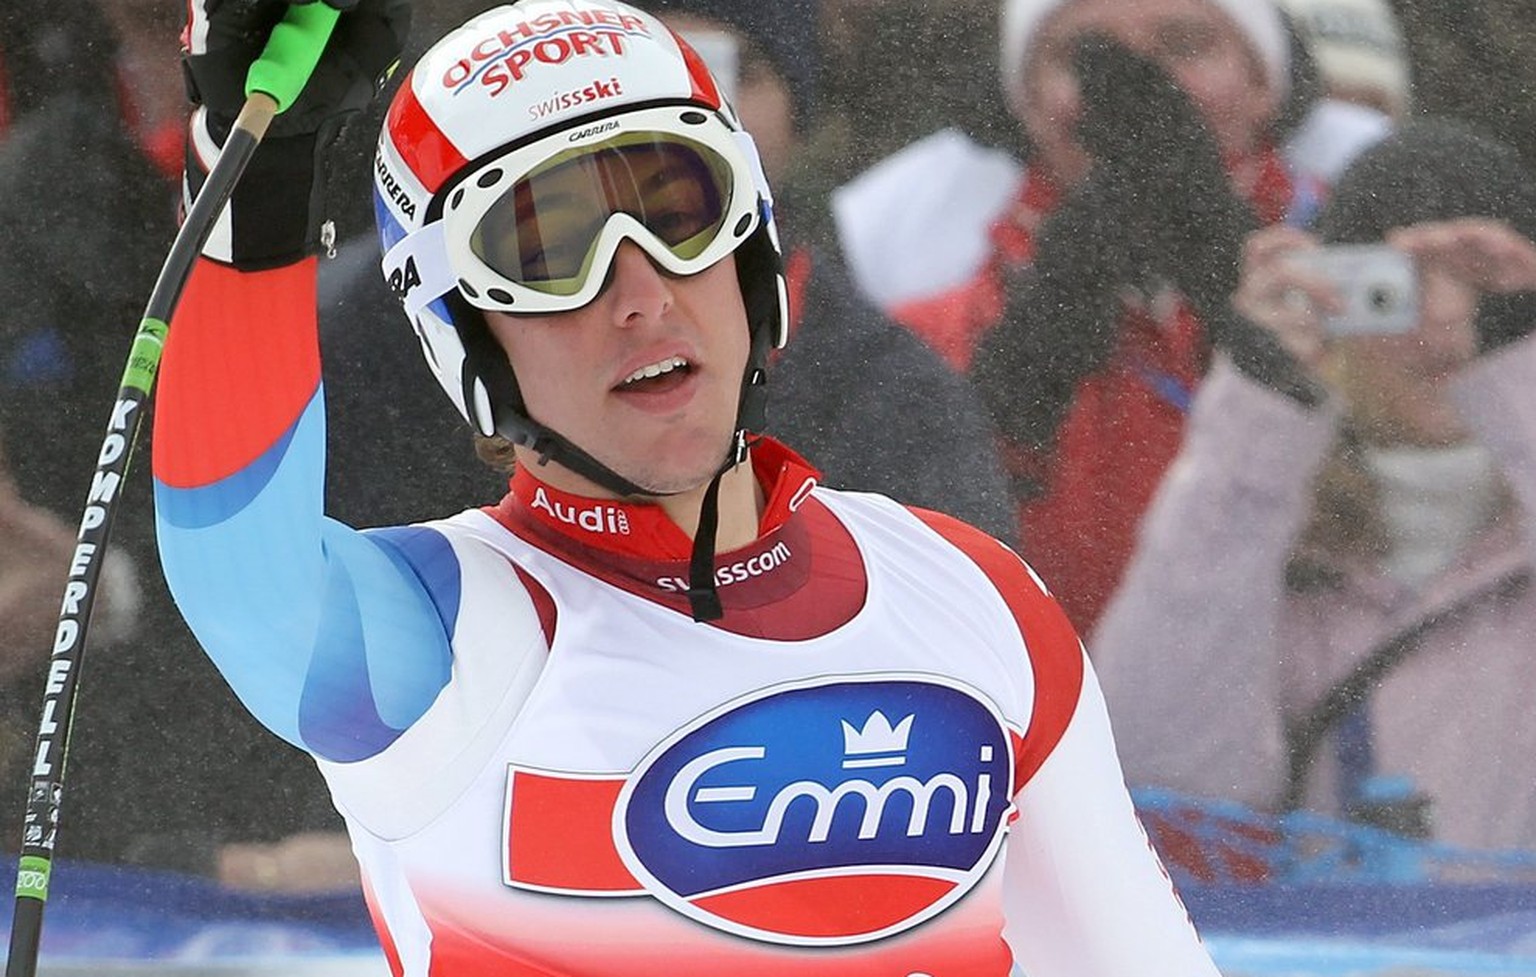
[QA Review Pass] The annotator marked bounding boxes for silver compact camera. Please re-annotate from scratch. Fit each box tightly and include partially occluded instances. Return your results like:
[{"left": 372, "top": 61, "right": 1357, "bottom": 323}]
[{"left": 1288, "top": 244, "right": 1419, "bottom": 336}]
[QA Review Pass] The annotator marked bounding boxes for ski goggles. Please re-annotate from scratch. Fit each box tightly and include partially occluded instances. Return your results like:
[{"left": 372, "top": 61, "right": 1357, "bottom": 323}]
[{"left": 386, "top": 105, "right": 769, "bottom": 318}]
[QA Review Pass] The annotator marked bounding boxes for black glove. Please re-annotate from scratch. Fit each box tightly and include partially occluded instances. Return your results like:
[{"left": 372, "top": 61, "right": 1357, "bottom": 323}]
[
  {"left": 181, "top": 0, "right": 410, "bottom": 269},
  {"left": 973, "top": 35, "right": 1263, "bottom": 455},
  {"left": 1070, "top": 34, "right": 1258, "bottom": 319}
]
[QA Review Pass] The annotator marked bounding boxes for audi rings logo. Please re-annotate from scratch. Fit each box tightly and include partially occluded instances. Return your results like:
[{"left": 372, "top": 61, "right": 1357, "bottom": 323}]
[{"left": 614, "top": 675, "right": 1014, "bottom": 945}]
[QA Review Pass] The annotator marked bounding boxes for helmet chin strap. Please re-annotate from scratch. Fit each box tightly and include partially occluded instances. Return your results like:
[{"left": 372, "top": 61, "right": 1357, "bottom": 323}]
[
  {"left": 486, "top": 320, "right": 773, "bottom": 623},
  {"left": 684, "top": 457, "right": 734, "bottom": 621},
  {"left": 510, "top": 423, "right": 667, "bottom": 499}
]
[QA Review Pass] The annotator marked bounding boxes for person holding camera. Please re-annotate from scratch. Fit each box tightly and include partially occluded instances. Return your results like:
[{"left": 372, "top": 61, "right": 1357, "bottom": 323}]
[{"left": 1091, "top": 119, "right": 1536, "bottom": 851}]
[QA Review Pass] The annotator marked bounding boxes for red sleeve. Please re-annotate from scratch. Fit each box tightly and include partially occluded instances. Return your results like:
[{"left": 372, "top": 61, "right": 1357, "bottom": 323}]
[{"left": 152, "top": 257, "right": 321, "bottom": 489}]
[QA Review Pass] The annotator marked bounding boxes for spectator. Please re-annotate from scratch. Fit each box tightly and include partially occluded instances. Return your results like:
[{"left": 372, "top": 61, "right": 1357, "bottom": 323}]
[
  {"left": 810, "top": 0, "right": 1023, "bottom": 208},
  {"left": 1094, "top": 120, "right": 1536, "bottom": 851},
  {"left": 0, "top": 4, "right": 151, "bottom": 824},
  {"left": 833, "top": 0, "right": 1305, "bottom": 632}
]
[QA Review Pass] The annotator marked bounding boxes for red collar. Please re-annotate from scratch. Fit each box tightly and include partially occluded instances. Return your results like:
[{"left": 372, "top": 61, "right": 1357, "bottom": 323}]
[
  {"left": 493, "top": 436, "right": 822, "bottom": 561},
  {"left": 483, "top": 438, "right": 865, "bottom": 638}
]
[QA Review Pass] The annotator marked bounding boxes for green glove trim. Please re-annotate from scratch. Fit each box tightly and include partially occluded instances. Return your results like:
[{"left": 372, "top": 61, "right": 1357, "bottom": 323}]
[{"left": 245, "top": 4, "right": 342, "bottom": 113}]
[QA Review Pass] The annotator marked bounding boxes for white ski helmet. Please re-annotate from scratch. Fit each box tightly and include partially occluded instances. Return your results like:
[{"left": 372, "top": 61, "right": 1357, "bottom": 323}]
[{"left": 374, "top": 0, "right": 788, "bottom": 496}]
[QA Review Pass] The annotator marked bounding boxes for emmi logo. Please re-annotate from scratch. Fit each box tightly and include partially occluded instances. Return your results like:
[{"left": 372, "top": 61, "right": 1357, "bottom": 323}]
[
  {"left": 662, "top": 710, "right": 995, "bottom": 848},
  {"left": 616, "top": 676, "right": 1015, "bottom": 944}
]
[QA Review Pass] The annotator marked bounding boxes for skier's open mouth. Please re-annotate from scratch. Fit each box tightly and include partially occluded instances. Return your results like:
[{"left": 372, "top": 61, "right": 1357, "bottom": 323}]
[{"left": 616, "top": 356, "right": 693, "bottom": 395}]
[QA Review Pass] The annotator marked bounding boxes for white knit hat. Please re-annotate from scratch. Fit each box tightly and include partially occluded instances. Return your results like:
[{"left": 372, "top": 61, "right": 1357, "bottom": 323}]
[
  {"left": 1276, "top": 0, "right": 1410, "bottom": 115},
  {"left": 1000, "top": 0, "right": 1291, "bottom": 115}
]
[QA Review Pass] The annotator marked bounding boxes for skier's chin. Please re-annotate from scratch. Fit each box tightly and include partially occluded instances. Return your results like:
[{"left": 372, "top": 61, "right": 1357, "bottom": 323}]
[{"left": 605, "top": 440, "right": 739, "bottom": 499}]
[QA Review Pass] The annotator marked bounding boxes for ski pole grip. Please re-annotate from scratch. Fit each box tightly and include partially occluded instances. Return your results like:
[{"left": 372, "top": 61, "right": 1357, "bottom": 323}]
[{"left": 244, "top": 3, "right": 342, "bottom": 113}]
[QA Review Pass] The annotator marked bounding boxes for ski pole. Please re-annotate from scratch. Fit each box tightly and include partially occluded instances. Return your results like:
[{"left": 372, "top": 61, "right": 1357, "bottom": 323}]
[{"left": 5, "top": 7, "right": 340, "bottom": 974}]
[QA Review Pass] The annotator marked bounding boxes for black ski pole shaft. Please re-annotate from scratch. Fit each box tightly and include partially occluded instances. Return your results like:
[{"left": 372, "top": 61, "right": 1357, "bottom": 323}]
[{"left": 5, "top": 9, "right": 338, "bottom": 974}]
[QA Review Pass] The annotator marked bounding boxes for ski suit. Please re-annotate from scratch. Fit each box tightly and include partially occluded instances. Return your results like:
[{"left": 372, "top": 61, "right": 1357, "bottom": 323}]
[{"left": 151, "top": 257, "right": 1219, "bottom": 976}]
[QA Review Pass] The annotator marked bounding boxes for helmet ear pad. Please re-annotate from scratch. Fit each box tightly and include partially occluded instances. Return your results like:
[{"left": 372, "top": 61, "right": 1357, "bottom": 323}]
[{"left": 443, "top": 288, "right": 534, "bottom": 445}]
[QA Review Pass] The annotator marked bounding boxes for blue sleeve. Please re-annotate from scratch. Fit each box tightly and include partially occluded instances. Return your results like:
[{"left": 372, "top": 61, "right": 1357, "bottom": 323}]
[{"left": 153, "top": 260, "right": 456, "bottom": 762}]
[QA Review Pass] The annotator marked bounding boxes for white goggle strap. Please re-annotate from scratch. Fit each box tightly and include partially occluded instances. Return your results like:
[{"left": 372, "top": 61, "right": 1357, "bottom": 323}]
[{"left": 381, "top": 221, "right": 459, "bottom": 320}]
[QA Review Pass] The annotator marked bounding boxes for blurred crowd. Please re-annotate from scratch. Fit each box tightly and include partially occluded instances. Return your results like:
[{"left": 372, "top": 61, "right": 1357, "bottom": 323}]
[{"left": 3, "top": 0, "right": 1536, "bottom": 892}]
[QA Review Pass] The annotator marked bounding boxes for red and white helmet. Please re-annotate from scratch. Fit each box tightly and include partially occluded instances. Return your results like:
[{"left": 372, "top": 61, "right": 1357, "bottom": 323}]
[{"left": 373, "top": 0, "right": 787, "bottom": 494}]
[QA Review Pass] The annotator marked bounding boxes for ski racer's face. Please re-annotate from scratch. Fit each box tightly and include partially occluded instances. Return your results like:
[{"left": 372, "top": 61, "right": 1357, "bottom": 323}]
[
  {"left": 486, "top": 242, "right": 751, "bottom": 498},
  {"left": 1019, "top": 0, "right": 1279, "bottom": 188}
]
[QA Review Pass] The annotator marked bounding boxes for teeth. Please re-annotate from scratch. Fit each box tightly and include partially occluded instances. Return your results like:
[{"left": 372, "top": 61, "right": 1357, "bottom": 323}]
[{"left": 623, "top": 356, "right": 688, "bottom": 386}]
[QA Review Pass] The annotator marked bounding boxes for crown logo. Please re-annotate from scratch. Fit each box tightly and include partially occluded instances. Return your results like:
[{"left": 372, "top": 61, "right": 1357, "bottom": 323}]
[{"left": 840, "top": 711, "right": 914, "bottom": 769}]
